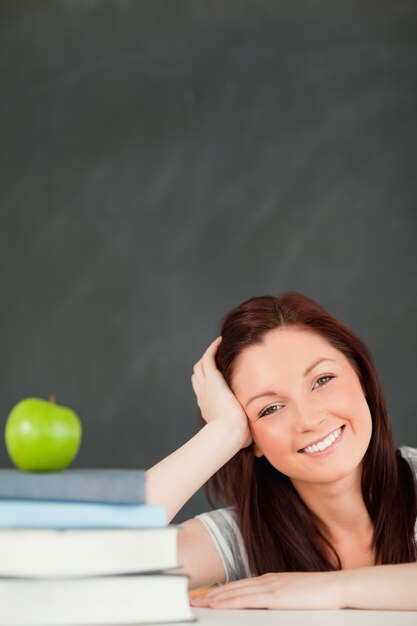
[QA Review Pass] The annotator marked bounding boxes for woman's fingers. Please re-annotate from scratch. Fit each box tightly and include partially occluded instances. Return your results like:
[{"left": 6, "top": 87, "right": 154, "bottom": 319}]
[
  {"left": 191, "top": 588, "right": 270, "bottom": 609},
  {"left": 192, "top": 336, "right": 222, "bottom": 378},
  {"left": 192, "top": 577, "right": 267, "bottom": 603},
  {"left": 200, "top": 335, "right": 222, "bottom": 376},
  {"left": 195, "top": 592, "right": 271, "bottom": 610},
  {"left": 192, "top": 361, "right": 203, "bottom": 380},
  {"left": 190, "top": 374, "right": 200, "bottom": 402},
  {"left": 191, "top": 581, "right": 249, "bottom": 606},
  {"left": 203, "top": 335, "right": 223, "bottom": 355},
  {"left": 202, "top": 335, "right": 222, "bottom": 361}
]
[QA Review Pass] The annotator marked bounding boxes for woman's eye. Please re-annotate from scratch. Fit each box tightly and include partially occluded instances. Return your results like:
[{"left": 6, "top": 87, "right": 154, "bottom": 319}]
[
  {"left": 259, "top": 404, "right": 282, "bottom": 418},
  {"left": 314, "top": 375, "right": 334, "bottom": 389}
]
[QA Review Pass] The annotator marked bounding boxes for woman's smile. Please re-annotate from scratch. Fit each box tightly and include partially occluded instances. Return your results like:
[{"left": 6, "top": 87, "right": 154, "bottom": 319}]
[{"left": 299, "top": 424, "right": 346, "bottom": 457}]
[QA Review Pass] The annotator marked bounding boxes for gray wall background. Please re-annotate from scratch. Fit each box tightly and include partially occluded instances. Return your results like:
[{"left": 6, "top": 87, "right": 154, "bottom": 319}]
[{"left": 1, "top": 0, "right": 416, "bottom": 522}]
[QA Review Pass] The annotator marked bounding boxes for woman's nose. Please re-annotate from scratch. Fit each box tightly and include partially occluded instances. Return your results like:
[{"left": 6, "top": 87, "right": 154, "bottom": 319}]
[{"left": 292, "top": 399, "right": 326, "bottom": 431}]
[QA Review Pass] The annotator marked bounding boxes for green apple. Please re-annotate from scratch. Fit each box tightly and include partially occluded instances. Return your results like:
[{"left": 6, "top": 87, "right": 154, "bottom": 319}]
[{"left": 5, "top": 397, "right": 82, "bottom": 471}]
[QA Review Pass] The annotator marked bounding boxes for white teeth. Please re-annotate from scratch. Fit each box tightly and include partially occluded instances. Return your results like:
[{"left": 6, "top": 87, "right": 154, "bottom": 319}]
[{"left": 302, "top": 427, "right": 343, "bottom": 454}]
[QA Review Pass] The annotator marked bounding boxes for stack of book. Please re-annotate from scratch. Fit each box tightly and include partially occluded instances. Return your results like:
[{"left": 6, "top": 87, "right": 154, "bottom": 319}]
[{"left": 0, "top": 469, "right": 193, "bottom": 626}]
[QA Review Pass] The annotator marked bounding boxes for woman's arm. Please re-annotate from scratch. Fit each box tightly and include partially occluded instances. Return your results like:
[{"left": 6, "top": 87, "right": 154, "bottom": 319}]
[
  {"left": 146, "top": 336, "right": 251, "bottom": 523},
  {"left": 341, "top": 562, "right": 417, "bottom": 610},
  {"left": 190, "top": 563, "right": 417, "bottom": 610},
  {"left": 146, "top": 418, "right": 245, "bottom": 523}
]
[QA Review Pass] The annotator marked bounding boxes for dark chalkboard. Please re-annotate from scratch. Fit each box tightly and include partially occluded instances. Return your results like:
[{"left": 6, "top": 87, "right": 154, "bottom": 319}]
[{"left": 1, "top": 0, "right": 416, "bottom": 521}]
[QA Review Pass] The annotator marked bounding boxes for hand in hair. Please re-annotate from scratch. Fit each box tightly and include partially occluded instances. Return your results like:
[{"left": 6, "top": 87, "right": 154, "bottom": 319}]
[{"left": 191, "top": 336, "right": 252, "bottom": 449}]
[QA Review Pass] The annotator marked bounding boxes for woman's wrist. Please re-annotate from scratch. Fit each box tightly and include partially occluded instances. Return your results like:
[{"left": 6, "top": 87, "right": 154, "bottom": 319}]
[
  {"left": 210, "top": 415, "right": 251, "bottom": 450},
  {"left": 331, "top": 569, "right": 351, "bottom": 609},
  {"left": 205, "top": 417, "right": 247, "bottom": 451}
]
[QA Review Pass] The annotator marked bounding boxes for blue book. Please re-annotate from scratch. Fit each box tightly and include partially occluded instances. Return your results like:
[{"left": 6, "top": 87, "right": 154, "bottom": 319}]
[
  {"left": 0, "top": 469, "right": 146, "bottom": 504},
  {"left": 0, "top": 499, "right": 166, "bottom": 529}
]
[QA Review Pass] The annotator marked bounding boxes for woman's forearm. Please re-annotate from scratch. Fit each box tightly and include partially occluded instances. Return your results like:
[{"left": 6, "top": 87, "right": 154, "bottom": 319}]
[
  {"left": 146, "top": 419, "right": 244, "bottom": 523},
  {"left": 191, "top": 563, "right": 417, "bottom": 611},
  {"left": 339, "top": 562, "right": 417, "bottom": 610}
]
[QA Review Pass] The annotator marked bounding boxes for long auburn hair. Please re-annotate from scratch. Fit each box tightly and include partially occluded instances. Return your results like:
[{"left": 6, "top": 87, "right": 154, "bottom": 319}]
[{"left": 205, "top": 292, "right": 416, "bottom": 573}]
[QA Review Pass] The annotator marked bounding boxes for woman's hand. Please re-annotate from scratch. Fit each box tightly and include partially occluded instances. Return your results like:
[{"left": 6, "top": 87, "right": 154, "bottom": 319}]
[
  {"left": 191, "top": 336, "right": 252, "bottom": 449},
  {"left": 190, "top": 571, "right": 343, "bottom": 610}
]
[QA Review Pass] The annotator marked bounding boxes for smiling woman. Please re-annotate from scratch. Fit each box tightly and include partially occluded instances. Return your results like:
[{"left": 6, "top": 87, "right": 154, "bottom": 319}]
[
  {"left": 231, "top": 327, "right": 373, "bottom": 486},
  {"left": 146, "top": 292, "right": 417, "bottom": 610}
]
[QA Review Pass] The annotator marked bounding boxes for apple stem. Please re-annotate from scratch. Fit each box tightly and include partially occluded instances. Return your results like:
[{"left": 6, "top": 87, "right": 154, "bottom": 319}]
[{"left": 49, "top": 394, "right": 56, "bottom": 404}]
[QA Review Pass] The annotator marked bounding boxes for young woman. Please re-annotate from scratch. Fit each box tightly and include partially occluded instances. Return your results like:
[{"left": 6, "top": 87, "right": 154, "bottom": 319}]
[{"left": 146, "top": 292, "right": 417, "bottom": 610}]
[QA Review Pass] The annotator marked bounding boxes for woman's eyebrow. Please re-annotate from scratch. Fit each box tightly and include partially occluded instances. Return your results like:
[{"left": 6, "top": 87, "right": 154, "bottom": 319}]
[
  {"left": 303, "top": 357, "right": 337, "bottom": 378},
  {"left": 245, "top": 390, "right": 278, "bottom": 409},
  {"left": 244, "top": 358, "right": 337, "bottom": 409}
]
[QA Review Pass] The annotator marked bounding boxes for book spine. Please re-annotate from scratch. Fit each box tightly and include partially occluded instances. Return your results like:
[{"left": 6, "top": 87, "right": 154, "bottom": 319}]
[
  {"left": 0, "top": 500, "right": 166, "bottom": 528},
  {"left": 0, "top": 470, "right": 146, "bottom": 504}
]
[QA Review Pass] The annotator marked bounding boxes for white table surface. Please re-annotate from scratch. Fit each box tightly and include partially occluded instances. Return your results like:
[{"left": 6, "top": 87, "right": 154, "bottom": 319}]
[{"left": 185, "top": 607, "right": 417, "bottom": 626}]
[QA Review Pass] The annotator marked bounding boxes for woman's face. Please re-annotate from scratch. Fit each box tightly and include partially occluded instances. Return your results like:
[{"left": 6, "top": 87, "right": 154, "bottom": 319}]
[{"left": 231, "top": 327, "right": 373, "bottom": 488}]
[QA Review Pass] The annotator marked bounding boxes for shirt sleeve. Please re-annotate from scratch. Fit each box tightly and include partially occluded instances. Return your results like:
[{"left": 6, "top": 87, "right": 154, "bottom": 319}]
[
  {"left": 399, "top": 446, "right": 417, "bottom": 486},
  {"left": 398, "top": 446, "right": 417, "bottom": 546},
  {"left": 195, "top": 506, "right": 251, "bottom": 583}
]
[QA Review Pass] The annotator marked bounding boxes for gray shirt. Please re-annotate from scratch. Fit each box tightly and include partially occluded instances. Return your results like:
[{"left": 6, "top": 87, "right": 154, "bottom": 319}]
[{"left": 195, "top": 445, "right": 417, "bottom": 582}]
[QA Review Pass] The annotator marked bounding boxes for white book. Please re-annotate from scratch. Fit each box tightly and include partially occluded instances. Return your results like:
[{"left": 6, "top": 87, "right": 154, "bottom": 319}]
[
  {"left": 0, "top": 575, "right": 194, "bottom": 626},
  {"left": 0, "top": 526, "right": 179, "bottom": 577}
]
